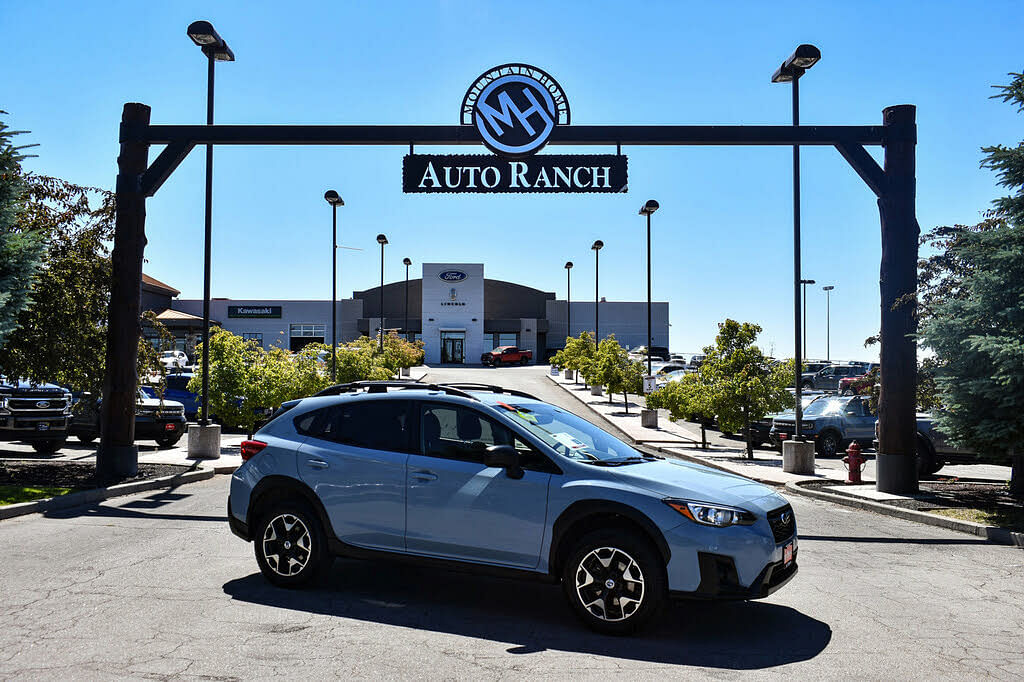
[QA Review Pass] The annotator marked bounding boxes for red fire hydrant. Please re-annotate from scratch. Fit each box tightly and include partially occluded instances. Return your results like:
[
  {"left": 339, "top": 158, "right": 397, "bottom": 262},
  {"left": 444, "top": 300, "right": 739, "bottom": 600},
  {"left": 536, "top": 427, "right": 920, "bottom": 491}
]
[{"left": 843, "top": 441, "right": 866, "bottom": 484}]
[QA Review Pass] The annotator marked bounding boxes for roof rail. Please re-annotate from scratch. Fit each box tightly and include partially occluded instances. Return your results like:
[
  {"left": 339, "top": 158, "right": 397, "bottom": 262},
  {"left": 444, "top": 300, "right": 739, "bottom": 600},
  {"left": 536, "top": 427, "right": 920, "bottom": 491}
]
[
  {"left": 313, "top": 380, "right": 476, "bottom": 400},
  {"left": 435, "top": 382, "right": 540, "bottom": 401}
]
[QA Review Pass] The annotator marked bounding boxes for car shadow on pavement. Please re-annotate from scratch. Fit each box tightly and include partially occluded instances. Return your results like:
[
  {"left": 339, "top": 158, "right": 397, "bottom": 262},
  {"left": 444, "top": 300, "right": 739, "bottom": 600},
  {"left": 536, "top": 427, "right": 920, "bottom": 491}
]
[{"left": 224, "top": 559, "right": 832, "bottom": 669}]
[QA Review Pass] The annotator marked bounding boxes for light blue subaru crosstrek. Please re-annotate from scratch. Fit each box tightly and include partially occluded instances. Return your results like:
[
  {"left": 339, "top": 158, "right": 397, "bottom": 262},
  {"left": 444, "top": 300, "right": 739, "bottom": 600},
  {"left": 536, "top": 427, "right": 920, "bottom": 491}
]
[{"left": 228, "top": 381, "right": 798, "bottom": 634}]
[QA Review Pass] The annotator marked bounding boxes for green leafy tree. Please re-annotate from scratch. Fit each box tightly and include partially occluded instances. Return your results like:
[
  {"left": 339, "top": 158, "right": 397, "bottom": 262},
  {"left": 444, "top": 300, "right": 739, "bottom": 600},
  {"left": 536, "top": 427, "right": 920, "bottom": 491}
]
[
  {"left": 916, "top": 71, "right": 1024, "bottom": 495},
  {"left": 552, "top": 332, "right": 596, "bottom": 387},
  {"left": 646, "top": 372, "right": 716, "bottom": 448},
  {"left": 0, "top": 175, "right": 114, "bottom": 392},
  {"left": 138, "top": 311, "right": 175, "bottom": 403},
  {"left": 0, "top": 112, "right": 44, "bottom": 349},
  {"left": 592, "top": 335, "right": 643, "bottom": 411}
]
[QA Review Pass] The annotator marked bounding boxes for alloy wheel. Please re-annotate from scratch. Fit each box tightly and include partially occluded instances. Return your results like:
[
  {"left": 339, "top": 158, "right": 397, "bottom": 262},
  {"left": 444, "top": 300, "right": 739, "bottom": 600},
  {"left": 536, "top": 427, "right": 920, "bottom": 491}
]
[
  {"left": 261, "top": 513, "right": 312, "bottom": 577},
  {"left": 575, "top": 546, "right": 645, "bottom": 622}
]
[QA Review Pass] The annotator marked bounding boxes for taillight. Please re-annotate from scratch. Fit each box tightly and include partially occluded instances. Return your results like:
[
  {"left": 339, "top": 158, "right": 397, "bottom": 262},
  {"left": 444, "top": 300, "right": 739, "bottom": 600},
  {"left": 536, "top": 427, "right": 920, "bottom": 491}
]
[{"left": 240, "top": 440, "right": 267, "bottom": 461}]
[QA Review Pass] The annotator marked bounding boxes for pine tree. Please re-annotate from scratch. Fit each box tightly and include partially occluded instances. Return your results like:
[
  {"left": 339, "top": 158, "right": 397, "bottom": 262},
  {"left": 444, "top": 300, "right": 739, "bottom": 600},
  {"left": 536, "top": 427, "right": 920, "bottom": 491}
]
[
  {"left": 918, "top": 72, "right": 1024, "bottom": 495},
  {"left": 0, "top": 111, "right": 44, "bottom": 349}
]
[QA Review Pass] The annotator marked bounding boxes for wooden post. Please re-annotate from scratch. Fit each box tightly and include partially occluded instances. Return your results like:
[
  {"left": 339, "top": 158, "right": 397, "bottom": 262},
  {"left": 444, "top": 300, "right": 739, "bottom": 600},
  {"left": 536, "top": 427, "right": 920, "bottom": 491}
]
[
  {"left": 876, "top": 105, "right": 919, "bottom": 494},
  {"left": 98, "top": 103, "right": 150, "bottom": 479}
]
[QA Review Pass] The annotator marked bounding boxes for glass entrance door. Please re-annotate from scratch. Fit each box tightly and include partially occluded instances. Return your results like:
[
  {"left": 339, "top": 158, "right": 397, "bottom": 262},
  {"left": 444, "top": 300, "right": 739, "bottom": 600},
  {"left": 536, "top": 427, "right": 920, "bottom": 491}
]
[{"left": 440, "top": 332, "right": 465, "bottom": 364}]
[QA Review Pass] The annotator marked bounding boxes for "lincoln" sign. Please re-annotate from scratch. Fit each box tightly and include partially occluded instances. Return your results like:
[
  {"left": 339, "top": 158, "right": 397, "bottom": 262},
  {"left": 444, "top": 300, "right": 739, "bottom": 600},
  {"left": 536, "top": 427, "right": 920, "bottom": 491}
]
[{"left": 404, "top": 154, "right": 627, "bottom": 194}]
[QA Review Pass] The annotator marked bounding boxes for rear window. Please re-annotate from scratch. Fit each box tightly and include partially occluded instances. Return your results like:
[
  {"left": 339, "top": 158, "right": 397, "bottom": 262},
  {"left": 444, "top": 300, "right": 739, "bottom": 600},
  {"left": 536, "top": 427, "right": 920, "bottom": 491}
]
[{"left": 295, "top": 399, "right": 413, "bottom": 452}]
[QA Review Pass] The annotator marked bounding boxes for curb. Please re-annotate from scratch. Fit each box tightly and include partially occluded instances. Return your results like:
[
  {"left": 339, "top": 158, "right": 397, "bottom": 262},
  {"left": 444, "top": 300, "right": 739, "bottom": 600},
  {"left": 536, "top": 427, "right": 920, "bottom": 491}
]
[
  {"left": 0, "top": 467, "right": 216, "bottom": 521},
  {"left": 785, "top": 480, "right": 1024, "bottom": 548}
]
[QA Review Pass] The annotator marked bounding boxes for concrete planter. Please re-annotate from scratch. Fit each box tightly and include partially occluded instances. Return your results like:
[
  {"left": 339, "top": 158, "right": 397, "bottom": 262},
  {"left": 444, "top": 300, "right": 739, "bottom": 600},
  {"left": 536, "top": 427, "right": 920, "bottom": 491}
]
[
  {"left": 187, "top": 423, "right": 222, "bottom": 460},
  {"left": 563, "top": 369, "right": 575, "bottom": 381},
  {"left": 782, "top": 440, "right": 815, "bottom": 474},
  {"left": 641, "top": 408, "right": 658, "bottom": 428},
  {"left": 400, "top": 366, "right": 411, "bottom": 377},
  {"left": 590, "top": 385, "right": 603, "bottom": 397}
]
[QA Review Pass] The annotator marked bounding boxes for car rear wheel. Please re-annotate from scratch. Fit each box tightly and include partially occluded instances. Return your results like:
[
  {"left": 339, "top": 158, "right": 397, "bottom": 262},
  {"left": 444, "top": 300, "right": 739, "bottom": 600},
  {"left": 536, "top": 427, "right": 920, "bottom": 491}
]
[
  {"left": 155, "top": 433, "right": 181, "bottom": 449},
  {"left": 31, "top": 439, "right": 65, "bottom": 454},
  {"left": 254, "top": 500, "right": 329, "bottom": 588},
  {"left": 77, "top": 434, "right": 97, "bottom": 444},
  {"left": 561, "top": 528, "right": 666, "bottom": 635},
  {"left": 816, "top": 431, "right": 841, "bottom": 458},
  {"left": 520, "top": 357, "right": 528, "bottom": 366}
]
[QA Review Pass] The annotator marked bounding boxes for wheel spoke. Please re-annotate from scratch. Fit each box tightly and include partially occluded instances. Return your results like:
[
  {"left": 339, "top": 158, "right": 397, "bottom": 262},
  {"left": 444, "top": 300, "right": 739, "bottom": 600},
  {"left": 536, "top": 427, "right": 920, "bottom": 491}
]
[{"left": 575, "top": 546, "right": 646, "bottom": 622}]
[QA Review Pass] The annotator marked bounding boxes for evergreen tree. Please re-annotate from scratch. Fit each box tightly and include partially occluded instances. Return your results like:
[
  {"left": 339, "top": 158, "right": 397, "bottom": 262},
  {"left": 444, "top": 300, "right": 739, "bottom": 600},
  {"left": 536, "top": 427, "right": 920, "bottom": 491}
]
[
  {"left": 918, "top": 72, "right": 1024, "bottom": 495},
  {"left": 0, "top": 112, "right": 44, "bottom": 349}
]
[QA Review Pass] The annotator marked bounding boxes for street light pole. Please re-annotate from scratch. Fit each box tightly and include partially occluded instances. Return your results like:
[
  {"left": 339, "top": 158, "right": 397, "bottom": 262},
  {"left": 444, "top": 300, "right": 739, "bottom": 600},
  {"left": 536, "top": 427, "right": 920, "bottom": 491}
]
[
  {"left": 639, "top": 200, "right": 660, "bottom": 376},
  {"left": 187, "top": 21, "right": 234, "bottom": 428},
  {"left": 823, "top": 285, "right": 835, "bottom": 362},
  {"left": 591, "top": 240, "right": 603, "bottom": 344},
  {"left": 800, "top": 278, "right": 816, "bottom": 359},
  {"left": 403, "top": 258, "right": 412, "bottom": 342},
  {"left": 772, "top": 43, "right": 820, "bottom": 441},
  {"left": 564, "top": 261, "right": 573, "bottom": 339},
  {"left": 376, "top": 234, "right": 388, "bottom": 352},
  {"left": 324, "top": 190, "right": 344, "bottom": 383}
]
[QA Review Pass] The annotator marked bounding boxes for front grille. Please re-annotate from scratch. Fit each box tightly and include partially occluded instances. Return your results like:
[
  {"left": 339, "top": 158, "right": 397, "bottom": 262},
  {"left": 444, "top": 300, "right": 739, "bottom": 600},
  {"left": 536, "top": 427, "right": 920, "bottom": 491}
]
[
  {"left": 767, "top": 504, "right": 796, "bottom": 543},
  {"left": 9, "top": 398, "right": 68, "bottom": 411},
  {"left": 774, "top": 420, "right": 795, "bottom": 429}
]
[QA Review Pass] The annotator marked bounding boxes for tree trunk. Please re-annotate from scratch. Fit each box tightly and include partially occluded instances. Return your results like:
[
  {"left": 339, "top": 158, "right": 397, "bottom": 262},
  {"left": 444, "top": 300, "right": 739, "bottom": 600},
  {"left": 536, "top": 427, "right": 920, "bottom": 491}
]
[
  {"left": 744, "top": 404, "right": 752, "bottom": 459},
  {"left": 1011, "top": 447, "right": 1023, "bottom": 498},
  {"left": 700, "top": 423, "right": 707, "bottom": 450},
  {"left": 623, "top": 392, "right": 628, "bottom": 413},
  {"left": 608, "top": 390, "right": 613, "bottom": 404}
]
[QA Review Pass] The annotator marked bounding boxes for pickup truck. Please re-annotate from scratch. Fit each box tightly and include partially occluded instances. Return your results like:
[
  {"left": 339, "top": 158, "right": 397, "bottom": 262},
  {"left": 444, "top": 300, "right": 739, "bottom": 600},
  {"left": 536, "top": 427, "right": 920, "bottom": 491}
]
[
  {"left": 70, "top": 389, "right": 187, "bottom": 449},
  {"left": 0, "top": 377, "right": 73, "bottom": 453},
  {"left": 771, "top": 395, "right": 877, "bottom": 457},
  {"left": 873, "top": 416, "right": 977, "bottom": 476},
  {"left": 481, "top": 346, "right": 532, "bottom": 366}
]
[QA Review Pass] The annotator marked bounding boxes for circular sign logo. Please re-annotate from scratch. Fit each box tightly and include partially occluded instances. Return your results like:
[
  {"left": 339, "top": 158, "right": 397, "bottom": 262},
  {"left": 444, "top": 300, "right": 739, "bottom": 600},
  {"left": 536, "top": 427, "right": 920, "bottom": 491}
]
[
  {"left": 462, "top": 64, "right": 570, "bottom": 159},
  {"left": 438, "top": 270, "right": 468, "bottom": 282}
]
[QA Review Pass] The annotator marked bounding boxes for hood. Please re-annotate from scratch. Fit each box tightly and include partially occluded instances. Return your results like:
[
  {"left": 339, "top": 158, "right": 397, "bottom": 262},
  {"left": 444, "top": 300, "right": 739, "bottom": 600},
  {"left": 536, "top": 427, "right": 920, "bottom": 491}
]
[
  {"left": 610, "top": 458, "right": 787, "bottom": 514},
  {"left": 138, "top": 397, "right": 185, "bottom": 409},
  {"left": 0, "top": 377, "right": 68, "bottom": 396}
]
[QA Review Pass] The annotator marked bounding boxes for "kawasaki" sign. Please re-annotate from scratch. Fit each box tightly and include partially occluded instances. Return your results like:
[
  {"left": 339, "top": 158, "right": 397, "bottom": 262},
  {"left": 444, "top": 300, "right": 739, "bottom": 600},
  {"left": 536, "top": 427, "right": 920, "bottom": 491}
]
[{"left": 228, "top": 306, "right": 282, "bottom": 319}]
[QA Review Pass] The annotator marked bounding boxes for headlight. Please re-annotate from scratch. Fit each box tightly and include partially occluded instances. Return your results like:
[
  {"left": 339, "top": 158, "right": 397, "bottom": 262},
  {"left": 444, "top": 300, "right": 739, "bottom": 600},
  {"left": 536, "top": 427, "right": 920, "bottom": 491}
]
[{"left": 664, "top": 499, "right": 756, "bottom": 527}]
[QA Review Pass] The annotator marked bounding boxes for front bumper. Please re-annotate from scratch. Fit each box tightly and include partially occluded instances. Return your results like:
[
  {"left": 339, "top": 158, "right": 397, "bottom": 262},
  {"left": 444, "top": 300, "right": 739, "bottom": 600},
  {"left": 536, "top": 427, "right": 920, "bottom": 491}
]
[
  {"left": 0, "top": 414, "right": 70, "bottom": 441},
  {"left": 672, "top": 550, "right": 798, "bottom": 600},
  {"left": 134, "top": 414, "right": 187, "bottom": 439}
]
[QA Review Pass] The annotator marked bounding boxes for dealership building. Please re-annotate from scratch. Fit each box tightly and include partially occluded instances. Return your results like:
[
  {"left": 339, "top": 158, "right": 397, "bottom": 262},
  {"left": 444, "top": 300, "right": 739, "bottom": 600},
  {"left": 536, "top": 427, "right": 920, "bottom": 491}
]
[{"left": 143, "top": 264, "right": 668, "bottom": 364}]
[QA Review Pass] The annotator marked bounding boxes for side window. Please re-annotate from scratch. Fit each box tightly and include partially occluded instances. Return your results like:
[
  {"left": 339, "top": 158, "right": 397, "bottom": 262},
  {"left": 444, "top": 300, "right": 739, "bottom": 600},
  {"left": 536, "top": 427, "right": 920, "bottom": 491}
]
[
  {"left": 845, "top": 399, "right": 864, "bottom": 417},
  {"left": 420, "top": 404, "right": 554, "bottom": 471},
  {"left": 294, "top": 406, "right": 333, "bottom": 438},
  {"left": 296, "top": 400, "right": 412, "bottom": 452}
]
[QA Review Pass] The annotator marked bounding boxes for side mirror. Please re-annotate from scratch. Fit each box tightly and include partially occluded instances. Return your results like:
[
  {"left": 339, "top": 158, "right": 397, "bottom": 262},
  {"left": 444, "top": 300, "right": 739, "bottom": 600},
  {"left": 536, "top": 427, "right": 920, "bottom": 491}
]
[{"left": 484, "top": 444, "right": 524, "bottom": 479}]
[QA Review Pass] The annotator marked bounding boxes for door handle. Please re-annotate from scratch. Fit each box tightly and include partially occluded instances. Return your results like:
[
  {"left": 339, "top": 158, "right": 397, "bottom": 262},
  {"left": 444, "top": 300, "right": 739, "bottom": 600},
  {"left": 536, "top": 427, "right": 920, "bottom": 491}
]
[
  {"left": 306, "top": 458, "right": 329, "bottom": 469},
  {"left": 410, "top": 471, "right": 438, "bottom": 482}
]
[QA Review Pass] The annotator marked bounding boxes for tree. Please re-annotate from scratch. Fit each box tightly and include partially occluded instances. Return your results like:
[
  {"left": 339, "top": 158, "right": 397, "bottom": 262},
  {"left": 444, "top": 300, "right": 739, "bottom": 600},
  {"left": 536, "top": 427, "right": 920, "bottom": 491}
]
[
  {"left": 0, "top": 175, "right": 114, "bottom": 393},
  {"left": 916, "top": 71, "right": 1024, "bottom": 495},
  {"left": 646, "top": 372, "right": 715, "bottom": 448},
  {"left": 552, "top": 332, "right": 596, "bottom": 387},
  {"left": 592, "top": 335, "right": 643, "bottom": 412},
  {"left": 0, "top": 112, "right": 44, "bottom": 348}
]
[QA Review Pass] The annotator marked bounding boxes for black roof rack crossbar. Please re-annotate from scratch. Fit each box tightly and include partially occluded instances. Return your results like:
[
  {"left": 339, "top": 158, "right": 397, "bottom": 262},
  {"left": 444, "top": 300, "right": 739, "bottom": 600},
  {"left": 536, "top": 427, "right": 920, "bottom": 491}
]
[
  {"left": 434, "top": 383, "right": 540, "bottom": 401},
  {"left": 313, "top": 380, "right": 477, "bottom": 400}
]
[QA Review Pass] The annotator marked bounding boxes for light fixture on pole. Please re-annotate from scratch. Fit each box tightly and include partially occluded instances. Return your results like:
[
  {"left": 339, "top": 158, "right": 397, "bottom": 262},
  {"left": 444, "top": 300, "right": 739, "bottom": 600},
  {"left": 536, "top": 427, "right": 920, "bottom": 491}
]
[
  {"left": 564, "top": 261, "right": 573, "bottom": 339},
  {"left": 376, "top": 234, "right": 388, "bottom": 351},
  {"left": 591, "top": 240, "right": 603, "bottom": 343},
  {"left": 186, "top": 20, "right": 234, "bottom": 428},
  {"left": 822, "top": 285, "right": 835, "bottom": 362},
  {"left": 403, "top": 258, "right": 412, "bottom": 342},
  {"left": 324, "top": 190, "right": 344, "bottom": 383},
  {"left": 800, "top": 278, "right": 816, "bottom": 359},
  {"left": 639, "top": 199, "right": 660, "bottom": 377},
  {"left": 771, "top": 43, "right": 820, "bottom": 441}
]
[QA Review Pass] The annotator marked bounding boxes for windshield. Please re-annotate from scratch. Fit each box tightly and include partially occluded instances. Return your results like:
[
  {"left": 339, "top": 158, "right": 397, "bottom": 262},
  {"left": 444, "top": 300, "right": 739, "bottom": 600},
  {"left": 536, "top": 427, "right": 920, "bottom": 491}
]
[
  {"left": 803, "top": 397, "right": 849, "bottom": 417},
  {"left": 494, "top": 401, "right": 644, "bottom": 463},
  {"left": 160, "top": 351, "right": 175, "bottom": 357}
]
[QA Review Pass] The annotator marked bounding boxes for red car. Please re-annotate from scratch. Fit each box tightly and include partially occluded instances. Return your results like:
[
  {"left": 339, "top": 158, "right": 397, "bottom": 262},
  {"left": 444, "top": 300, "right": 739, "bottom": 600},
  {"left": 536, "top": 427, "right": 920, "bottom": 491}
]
[{"left": 481, "top": 346, "right": 532, "bottom": 366}]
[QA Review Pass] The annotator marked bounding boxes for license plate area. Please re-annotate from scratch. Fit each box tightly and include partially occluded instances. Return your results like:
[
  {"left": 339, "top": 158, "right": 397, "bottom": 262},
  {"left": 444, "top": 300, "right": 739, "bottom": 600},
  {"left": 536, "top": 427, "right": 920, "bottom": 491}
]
[
  {"left": 37, "top": 423, "right": 50, "bottom": 431},
  {"left": 783, "top": 542, "right": 793, "bottom": 567}
]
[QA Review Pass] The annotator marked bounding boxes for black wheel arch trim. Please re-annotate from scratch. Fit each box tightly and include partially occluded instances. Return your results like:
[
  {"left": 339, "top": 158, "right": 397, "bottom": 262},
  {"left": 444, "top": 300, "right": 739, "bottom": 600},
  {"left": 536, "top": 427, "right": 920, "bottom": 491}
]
[
  {"left": 245, "top": 475, "right": 338, "bottom": 542},
  {"left": 549, "top": 500, "right": 671, "bottom": 576}
]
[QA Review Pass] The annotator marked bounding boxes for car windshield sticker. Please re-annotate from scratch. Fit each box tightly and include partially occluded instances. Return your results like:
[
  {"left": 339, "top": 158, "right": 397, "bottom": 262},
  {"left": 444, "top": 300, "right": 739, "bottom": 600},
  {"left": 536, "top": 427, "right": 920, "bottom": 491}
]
[{"left": 551, "top": 432, "right": 587, "bottom": 450}]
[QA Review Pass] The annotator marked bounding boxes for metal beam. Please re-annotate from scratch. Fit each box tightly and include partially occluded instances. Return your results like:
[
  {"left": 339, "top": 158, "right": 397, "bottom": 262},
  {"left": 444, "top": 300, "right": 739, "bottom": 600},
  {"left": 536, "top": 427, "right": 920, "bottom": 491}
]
[
  {"left": 835, "top": 142, "right": 887, "bottom": 198},
  {"left": 129, "top": 124, "right": 887, "bottom": 147},
  {"left": 140, "top": 142, "right": 195, "bottom": 197}
]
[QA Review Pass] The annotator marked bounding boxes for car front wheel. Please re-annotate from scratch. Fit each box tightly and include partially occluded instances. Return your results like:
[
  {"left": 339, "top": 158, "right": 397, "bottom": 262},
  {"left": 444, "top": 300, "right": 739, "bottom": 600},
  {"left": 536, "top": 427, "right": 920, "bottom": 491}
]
[
  {"left": 817, "top": 431, "right": 841, "bottom": 457},
  {"left": 562, "top": 528, "right": 666, "bottom": 635},
  {"left": 254, "top": 500, "right": 329, "bottom": 588}
]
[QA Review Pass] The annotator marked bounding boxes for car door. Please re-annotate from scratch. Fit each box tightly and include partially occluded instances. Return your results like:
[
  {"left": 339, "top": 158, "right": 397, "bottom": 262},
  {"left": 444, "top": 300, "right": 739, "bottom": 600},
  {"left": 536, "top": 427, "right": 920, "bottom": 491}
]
[
  {"left": 843, "top": 397, "right": 877, "bottom": 442},
  {"left": 296, "top": 399, "right": 413, "bottom": 551},
  {"left": 815, "top": 367, "right": 834, "bottom": 390},
  {"left": 405, "top": 402, "right": 552, "bottom": 568}
]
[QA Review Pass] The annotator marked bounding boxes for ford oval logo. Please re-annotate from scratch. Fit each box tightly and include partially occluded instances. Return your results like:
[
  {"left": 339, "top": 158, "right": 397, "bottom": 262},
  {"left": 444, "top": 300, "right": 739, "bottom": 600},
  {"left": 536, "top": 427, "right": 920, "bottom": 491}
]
[
  {"left": 438, "top": 270, "right": 468, "bottom": 282},
  {"left": 36, "top": 401, "right": 50, "bottom": 409}
]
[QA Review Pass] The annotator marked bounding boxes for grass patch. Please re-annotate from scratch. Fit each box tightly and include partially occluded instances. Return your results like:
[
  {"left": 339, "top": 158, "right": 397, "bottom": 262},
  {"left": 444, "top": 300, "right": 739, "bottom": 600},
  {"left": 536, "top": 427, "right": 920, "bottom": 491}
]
[
  {"left": 929, "top": 506, "right": 1024, "bottom": 533},
  {"left": 0, "top": 484, "right": 76, "bottom": 506}
]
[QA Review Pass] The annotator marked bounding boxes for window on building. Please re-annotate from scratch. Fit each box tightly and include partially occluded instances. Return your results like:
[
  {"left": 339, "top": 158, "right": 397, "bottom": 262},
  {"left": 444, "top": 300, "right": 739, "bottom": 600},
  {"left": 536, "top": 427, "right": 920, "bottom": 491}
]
[
  {"left": 242, "top": 332, "right": 263, "bottom": 348},
  {"left": 289, "top": 323, "right": 325, "bottom": 351}
]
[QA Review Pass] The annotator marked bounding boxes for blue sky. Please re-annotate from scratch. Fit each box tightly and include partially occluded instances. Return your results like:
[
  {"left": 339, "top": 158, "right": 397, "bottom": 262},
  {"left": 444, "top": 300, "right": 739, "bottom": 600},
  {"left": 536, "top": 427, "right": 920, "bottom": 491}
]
[{"left": 5, "top": 1, "right": 1022, "bottom": 360}]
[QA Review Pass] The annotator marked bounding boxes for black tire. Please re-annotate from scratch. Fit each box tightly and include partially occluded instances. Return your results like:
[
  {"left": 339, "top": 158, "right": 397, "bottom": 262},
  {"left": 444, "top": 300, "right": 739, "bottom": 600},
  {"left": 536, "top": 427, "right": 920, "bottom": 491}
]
[
  {"left": 561, "top": 528, "right": 667, "bottom": 635},
  {"left": 31, "top": 439, "right": 65, "bottom": 454},
  {"left": 155, "top": 434, "right": 182, "bottom": 449},
  {"left": 520, "top": 357, "right": 528, "bottom": 366},
  {"left": 816, "top": 430, "right": 841, "bottom": 458},
  {"left": 77, "top": 434, "right": 97, "bottom": 444},
  {"left": 801, "top": 381, "right": 814, "bottom": 390},
  {"left": 253, "top": 499, "right": 330, "bottom": 588}
]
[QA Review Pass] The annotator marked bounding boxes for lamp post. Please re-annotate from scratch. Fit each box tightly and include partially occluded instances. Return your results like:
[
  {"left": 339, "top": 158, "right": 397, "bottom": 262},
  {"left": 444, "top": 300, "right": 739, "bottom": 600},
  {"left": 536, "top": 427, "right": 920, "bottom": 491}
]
[
  {"left": 639, "top": 200, "right": 660, "bottom": 376},
  {"left": 591, "top": 240, "right": 603, "bottom": 343},
  {"left": 324, "top": 190, "right": 344, "bottom": 383},
  {"left": 772, "top": 43, "right": 820, "bottom": 441},
  {"left": 403, "top": 257, "right": 412, "bottom": 342},
  {"left": 800, "top": 278, "right": 816, "bottom": 359},
  {"left": 822, "top": 285, "right": 835, "bottom": 362},
  {"left": 564, "top": 261, "right": 573, "bottom": 339},
  {"left": 376, "top": 234, "right": 388, "bottom": 351},
  {"left": 186, "top": 21, "right": 234, "bottom": 427}
]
